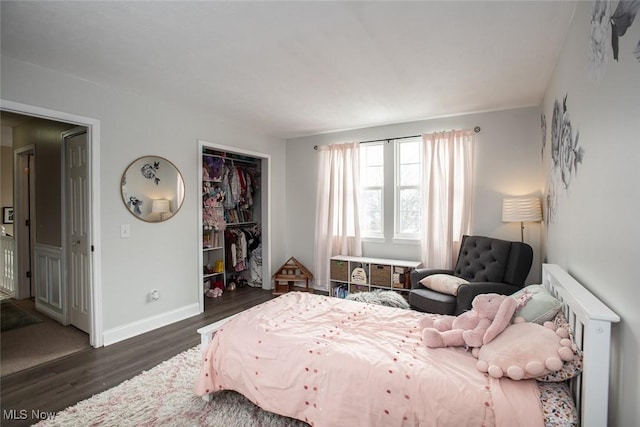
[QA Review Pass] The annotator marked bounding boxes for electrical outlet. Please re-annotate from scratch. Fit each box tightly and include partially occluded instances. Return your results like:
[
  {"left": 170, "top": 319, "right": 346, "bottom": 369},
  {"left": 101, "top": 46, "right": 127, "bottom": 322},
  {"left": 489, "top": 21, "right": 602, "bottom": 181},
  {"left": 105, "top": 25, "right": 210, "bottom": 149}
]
[
  {"left": 150, "top": 289, "right": 160, "bottom": 301},
  {"left": 121, "top": 224, "right": 130, "bottom": 238}
]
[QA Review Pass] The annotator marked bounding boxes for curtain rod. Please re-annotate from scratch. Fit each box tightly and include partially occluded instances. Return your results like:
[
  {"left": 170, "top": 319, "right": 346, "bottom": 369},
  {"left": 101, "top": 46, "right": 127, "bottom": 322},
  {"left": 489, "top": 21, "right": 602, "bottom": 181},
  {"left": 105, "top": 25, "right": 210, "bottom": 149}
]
[{"left": 314, "top": 126, "right": 480, "bottom": 150}]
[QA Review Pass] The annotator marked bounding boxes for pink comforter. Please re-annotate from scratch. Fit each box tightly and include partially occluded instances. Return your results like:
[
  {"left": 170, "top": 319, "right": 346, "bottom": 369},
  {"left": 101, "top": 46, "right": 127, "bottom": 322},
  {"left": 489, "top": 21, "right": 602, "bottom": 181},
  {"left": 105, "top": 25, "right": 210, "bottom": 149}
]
[{"left": 195, "top": 292, "right": 544, "bottom": 427}]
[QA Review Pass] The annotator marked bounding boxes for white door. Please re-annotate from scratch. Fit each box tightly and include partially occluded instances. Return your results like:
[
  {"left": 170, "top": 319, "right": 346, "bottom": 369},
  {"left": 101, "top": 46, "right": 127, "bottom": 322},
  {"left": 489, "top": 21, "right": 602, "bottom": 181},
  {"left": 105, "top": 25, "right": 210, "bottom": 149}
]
[{"left": 64, "top": 128, "right": 90, "bottom": 333}]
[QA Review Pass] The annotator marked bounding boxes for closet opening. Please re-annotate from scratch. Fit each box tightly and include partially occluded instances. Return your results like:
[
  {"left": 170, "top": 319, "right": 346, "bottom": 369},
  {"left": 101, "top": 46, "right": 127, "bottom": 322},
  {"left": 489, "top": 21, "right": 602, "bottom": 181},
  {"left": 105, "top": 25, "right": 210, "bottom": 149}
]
[{"left": 198, "top": 140, "right": 271, "bottom": 313}]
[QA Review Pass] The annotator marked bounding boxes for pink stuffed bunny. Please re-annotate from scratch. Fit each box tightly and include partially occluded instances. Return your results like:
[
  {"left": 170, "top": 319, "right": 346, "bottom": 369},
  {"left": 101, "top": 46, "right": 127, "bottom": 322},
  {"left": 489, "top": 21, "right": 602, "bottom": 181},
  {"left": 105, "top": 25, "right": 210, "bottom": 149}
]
[{"left": 420, "top": 293, "right": 518, "bottom": 349}]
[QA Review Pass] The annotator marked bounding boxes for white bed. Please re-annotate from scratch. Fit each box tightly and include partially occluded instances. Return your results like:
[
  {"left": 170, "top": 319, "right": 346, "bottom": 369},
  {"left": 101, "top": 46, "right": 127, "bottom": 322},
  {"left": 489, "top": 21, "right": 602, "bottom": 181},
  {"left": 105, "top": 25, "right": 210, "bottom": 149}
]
[
  {"left": 197, "top": 264, "right": 620, "bottom": 427},
  {"left": 540, "top": 264, "right": 620, "bottom": 427}
]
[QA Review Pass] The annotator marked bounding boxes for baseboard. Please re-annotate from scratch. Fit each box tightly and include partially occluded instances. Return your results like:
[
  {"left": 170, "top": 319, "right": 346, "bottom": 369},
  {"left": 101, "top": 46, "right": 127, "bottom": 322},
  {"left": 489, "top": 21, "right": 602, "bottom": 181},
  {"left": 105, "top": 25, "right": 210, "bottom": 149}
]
[{"left": 102, "top": 303, "right": 200, "bottom": 346}]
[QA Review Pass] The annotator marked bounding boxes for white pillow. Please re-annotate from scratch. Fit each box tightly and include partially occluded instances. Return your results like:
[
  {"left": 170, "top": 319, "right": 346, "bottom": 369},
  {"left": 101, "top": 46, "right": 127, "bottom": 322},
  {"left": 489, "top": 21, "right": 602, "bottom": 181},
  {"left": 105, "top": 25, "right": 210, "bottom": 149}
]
[{"left": 419, "top": 274, "right": 469, "bottom": 296}]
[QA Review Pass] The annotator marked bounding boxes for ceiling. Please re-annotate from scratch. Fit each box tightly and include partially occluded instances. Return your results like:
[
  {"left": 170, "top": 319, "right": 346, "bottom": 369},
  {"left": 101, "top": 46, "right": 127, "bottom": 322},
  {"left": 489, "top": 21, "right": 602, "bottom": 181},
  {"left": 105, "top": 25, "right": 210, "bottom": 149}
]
[{"left": 1, "top": 1, "right": 577, "bottom": 139}]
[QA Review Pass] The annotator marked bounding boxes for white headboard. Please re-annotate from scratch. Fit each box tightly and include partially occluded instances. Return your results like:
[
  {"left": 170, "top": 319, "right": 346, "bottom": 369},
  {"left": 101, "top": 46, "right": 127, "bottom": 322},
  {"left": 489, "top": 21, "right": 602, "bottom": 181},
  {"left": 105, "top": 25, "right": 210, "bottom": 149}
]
[{"left": 542, "top": 264, "right": 620, "bottom": 427}]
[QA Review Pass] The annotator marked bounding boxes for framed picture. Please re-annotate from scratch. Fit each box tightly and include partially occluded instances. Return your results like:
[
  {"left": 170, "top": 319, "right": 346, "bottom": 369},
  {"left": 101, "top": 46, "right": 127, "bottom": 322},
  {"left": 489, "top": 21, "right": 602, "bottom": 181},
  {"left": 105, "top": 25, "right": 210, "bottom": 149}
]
[{"left": 2, "top": 207, "right": 14, "bottom": 224}]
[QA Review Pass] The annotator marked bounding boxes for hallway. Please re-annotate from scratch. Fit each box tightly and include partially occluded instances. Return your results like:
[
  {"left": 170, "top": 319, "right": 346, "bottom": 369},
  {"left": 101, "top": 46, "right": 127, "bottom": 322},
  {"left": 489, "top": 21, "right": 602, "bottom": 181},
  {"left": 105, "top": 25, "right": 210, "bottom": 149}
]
[{"left": 0, "top": 296, "right": 90, "bottom": 376}]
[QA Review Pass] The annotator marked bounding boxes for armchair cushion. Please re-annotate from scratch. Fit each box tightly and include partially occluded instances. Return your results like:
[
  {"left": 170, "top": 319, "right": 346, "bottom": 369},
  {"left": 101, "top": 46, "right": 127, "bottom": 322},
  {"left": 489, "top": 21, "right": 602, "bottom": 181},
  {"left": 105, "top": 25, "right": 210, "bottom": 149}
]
[
  {"left": 419, "top": 274, "right": 469, "bottom": 296},
  {"left": 408, "top": 287, "right": 457, "bottom": 314}
]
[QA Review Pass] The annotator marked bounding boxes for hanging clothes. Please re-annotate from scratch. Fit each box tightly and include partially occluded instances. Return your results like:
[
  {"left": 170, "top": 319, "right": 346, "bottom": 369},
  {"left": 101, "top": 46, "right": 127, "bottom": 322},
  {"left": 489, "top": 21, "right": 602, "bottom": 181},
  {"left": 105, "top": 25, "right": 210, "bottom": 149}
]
[{"left": 224, "top": 224, "right": 261, "bottom": 273}]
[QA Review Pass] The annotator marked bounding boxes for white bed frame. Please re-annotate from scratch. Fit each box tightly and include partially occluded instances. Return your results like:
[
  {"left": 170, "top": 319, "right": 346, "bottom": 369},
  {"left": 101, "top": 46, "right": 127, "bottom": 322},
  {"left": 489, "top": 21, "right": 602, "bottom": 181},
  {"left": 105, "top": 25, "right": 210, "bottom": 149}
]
[
  {"left": 197, "top": 264, "right": 620, "bottom": 426},
  {"left": 541, "top": 263, "right": 620, "bottom": 427},
  {"left": 197, "top": 312, "right": 240, "bottom": 351},
  {"left": 197, "top": 313, "right": 241, "bottom": 403}
]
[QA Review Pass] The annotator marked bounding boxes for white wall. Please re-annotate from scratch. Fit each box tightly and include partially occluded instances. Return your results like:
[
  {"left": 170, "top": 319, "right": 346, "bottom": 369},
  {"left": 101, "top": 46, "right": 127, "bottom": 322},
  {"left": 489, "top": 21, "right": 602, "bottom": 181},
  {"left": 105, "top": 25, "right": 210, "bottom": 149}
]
[
  {"left": 541, "top": 2, "right": 640, "bottom": 426},
  {"left": 1, "top": 56, "right": 287, "bottom": 337},
  {"left": 286, "top": 106, "right": 544, "bottom": 289}
]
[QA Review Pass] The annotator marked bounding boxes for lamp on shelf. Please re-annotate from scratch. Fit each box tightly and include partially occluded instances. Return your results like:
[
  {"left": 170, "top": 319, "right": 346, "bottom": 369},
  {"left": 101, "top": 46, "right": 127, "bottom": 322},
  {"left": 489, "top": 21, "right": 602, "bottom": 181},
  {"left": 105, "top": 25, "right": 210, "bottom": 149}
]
[
  {"left": 502, "top": 197, "right": 542, "bottom": 242},
  {"left": 152, "top": 199, "right": 171, "bottom": 221}
]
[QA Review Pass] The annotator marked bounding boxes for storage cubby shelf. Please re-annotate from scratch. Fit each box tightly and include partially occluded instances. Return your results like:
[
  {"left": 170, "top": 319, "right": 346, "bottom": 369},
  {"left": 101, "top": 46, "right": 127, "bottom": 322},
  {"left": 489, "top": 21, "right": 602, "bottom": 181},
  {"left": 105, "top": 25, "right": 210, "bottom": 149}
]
[{"left": 329, "top": 255, "right": 422, "bottom": 299}]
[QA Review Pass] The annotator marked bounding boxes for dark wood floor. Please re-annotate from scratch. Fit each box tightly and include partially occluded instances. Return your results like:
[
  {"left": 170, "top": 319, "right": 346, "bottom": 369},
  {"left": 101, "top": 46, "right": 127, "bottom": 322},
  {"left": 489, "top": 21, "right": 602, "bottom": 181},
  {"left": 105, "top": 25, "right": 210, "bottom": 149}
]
[{"left": 0, "top": 287, "right": 276, "bottom": 427}]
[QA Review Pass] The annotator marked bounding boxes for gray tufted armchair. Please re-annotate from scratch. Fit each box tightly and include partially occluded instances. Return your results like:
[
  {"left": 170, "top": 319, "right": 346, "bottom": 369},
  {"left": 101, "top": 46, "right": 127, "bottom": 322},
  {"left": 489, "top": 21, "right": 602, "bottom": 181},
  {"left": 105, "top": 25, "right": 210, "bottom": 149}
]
[{"left": 408, "top": 235, "right": 533, "bottom": 315}]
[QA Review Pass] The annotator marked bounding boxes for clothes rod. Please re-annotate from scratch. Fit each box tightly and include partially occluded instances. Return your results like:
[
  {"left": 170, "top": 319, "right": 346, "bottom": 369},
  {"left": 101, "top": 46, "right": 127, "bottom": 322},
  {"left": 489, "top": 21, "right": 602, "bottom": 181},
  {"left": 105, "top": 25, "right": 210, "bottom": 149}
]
[
  {"left": 203, "top": 152, "right": 257, "bottom": 165},
  {"left": 314, "top": 126, "right": 480, "bottom": 150}
]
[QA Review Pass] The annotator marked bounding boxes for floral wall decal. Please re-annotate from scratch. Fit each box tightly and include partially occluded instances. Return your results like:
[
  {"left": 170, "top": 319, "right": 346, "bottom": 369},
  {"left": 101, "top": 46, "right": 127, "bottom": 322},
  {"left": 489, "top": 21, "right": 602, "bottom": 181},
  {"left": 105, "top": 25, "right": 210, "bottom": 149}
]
[
  {"left": 540, "top": 113, "right": 547, "bottom": 159},
  {"left": 589, "top": 0, "right": 613, "bottom": 79},
  {"left": 559, "top": 103, "right": 583, "bottom": 189},
  {"left": 589, "top": 0, "right": 640, "bottom": 80},
  {"left": 545, "top": 176, "right": 558, "bottom": 226},
  {"left": 127, "top": 196, "right": 143, "bottom": 216},
  {"left": 550, "top": 99, "right": 562, "bottom": 166},
  {"left": 611, "top": 0, "right": 640, "bottom": 61},
  {"left": 551, "top": 95, "right": 584, "bottom": 189},
  {"left": 141, "top": 161, "right": 160, "bottom": 185},
  {"left": 545, "top": 94, "right": 584, "bottom": 224}
]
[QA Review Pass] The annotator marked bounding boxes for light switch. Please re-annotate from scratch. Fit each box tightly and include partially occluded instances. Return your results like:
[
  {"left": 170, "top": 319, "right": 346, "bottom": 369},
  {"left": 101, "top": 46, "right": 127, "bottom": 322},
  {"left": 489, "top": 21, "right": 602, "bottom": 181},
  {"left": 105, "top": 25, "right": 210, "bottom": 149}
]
[{"left": 121, "top": 224, "right": 130, "bottom": 238}]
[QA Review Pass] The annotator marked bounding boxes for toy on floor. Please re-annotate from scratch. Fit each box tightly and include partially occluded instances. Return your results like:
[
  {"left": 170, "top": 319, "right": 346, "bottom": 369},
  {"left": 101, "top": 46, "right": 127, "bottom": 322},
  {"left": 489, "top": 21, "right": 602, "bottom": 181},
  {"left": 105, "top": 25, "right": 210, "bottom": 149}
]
[
  {"left": 205, "top": 280, "right": 225, "bottom": 298},
  {"left": 206, "top": 287, "right": 223, "bottom": 298}
]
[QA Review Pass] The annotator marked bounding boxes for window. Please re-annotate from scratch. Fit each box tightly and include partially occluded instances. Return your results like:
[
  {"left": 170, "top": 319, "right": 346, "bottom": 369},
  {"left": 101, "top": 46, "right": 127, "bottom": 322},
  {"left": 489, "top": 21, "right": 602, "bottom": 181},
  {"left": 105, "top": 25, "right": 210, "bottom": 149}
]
[
  {"left": 359, "top": 138, "right": 423, "bottom": 241},
  {"left": 357, "top": 132, "right": 473, "bottom": 245},
  {"left": 359, "top": 143, "right": 384, "bottom": 238},
  {"left": 395, "top": 138, "right": 422, "bottom": 239}
]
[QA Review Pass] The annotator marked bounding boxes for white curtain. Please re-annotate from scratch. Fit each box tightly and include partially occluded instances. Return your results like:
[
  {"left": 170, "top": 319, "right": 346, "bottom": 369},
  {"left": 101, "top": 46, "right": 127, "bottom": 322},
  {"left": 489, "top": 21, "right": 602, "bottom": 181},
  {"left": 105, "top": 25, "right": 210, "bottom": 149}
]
[
  {"left": 420, "top": 129, "right": 475, "bottom": 269},
  {"left": 313, "top": 142, "right": 362, "bottom": 289}
]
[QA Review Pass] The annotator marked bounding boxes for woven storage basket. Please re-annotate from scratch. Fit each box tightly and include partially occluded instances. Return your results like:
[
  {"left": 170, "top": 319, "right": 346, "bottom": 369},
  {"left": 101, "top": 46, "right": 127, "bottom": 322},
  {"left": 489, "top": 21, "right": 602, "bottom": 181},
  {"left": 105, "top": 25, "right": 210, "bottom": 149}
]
[
  {"left": 330, "top": 259, "right": 349, "bottom": 282},
  {"left": 370, "top": 264, "right": 391, "bottom": 287},
  {"left": 350, "top": 284, "right": 369, "bottom": 293}
]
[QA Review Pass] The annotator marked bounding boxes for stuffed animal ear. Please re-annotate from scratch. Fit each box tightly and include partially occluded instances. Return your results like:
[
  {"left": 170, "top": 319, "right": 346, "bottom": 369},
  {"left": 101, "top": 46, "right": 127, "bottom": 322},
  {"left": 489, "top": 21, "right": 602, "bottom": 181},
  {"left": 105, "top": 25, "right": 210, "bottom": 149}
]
[{"left": 483, "top": 297, "right": 518, "bottom": 344}]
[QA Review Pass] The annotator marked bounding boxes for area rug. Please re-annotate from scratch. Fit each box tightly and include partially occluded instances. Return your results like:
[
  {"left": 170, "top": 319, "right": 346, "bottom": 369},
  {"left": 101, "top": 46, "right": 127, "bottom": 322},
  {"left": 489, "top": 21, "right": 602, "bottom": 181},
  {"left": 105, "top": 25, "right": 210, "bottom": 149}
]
[
  {"left": 35, "top": 346, "right": 309, "bottom": 427},
  {"left": 1, "top": 299, "right": 43, "bottom": 332}
]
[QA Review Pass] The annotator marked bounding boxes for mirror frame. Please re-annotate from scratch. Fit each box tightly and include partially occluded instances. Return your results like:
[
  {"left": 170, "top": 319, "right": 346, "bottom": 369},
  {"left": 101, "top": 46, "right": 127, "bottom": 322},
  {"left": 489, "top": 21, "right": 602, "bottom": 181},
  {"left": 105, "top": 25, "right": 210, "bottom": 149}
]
[{"left": 120, "top": 155, "right": 185, "bottom": 223}]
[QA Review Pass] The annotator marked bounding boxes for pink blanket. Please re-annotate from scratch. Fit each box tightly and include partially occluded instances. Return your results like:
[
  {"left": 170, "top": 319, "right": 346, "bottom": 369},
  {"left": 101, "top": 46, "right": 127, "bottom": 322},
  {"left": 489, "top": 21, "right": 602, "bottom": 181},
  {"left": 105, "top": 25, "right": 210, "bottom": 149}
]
[{"left": 195, "top": 292, "right": 544, "bottom": 427}]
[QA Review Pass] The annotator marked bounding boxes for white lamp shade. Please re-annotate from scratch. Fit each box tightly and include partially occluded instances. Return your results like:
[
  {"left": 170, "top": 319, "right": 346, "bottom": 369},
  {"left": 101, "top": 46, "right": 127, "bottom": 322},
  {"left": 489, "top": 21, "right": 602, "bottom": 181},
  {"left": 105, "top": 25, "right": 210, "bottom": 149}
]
[
  {"left": 152, "top": 199, "right": 171, "bottom": 213},
  {"left": 502, "top": 197, "right": 542, "bottom": 222}
]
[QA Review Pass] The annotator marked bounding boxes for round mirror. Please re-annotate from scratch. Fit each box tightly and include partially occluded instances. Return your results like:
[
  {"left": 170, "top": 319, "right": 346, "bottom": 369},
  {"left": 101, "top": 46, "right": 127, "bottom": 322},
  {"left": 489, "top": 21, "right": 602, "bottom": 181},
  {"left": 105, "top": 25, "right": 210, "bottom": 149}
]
[{"left": 121, "top": 156, "right": 185, "bottom": 222}]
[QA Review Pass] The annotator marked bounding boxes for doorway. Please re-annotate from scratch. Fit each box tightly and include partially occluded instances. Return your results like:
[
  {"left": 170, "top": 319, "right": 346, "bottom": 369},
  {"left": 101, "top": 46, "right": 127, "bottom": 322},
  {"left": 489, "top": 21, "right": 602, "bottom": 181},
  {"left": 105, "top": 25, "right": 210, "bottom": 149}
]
[
  {"left": 0, "top": 99, "right": 102, "bottom": 348},
  {"left": 0, "top": 113, "right": 93, "bottom": 374},
  {"left": 198, "top": 139, "right": 272, "bottom": 313},
  {"left": 13, "top": 146, "right": 35, "bottom": 299}
]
